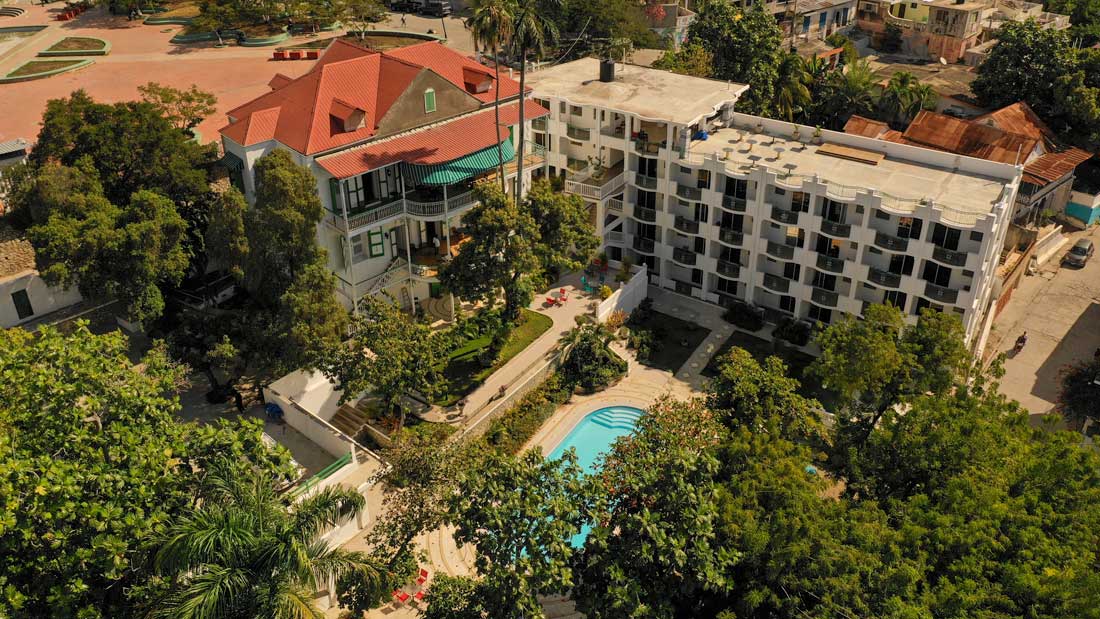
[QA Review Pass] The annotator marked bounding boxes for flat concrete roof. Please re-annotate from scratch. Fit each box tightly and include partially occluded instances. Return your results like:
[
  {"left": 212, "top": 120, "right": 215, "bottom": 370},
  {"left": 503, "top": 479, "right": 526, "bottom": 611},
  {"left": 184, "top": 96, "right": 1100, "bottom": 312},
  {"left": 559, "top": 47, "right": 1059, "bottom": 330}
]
[
  {"left": 688, "top": 125, "right": 1007, "bottom": 218},
  {"left": 529, "top": 58, "right": 747, "bottom": 125}
]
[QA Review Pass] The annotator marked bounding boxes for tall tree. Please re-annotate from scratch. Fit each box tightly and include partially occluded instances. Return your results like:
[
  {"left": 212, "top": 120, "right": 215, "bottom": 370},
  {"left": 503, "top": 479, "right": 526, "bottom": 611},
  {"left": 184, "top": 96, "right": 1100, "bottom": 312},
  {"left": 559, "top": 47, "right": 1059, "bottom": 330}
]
[
  {"left": 137, "top": 82, "right": 217, "bottom": 134},
  {"left": 805, "top": 58, "right": 878, "bottom": 128},
  {"left": 652, "top": 42, "right": 714, "bottom": 78},
  {"left": 684, "top": 0, "right": 783, "bottom": 115},
  {"left": 315, "top": 294, "right": 442, "bottom": 430},
  {"left": 1058, "top": 357, "right": 1100, "bottom": 428},
  {"left": 149, "top": 461, "right": 378, "bottom": 619},
  {"left": 972, "top": 20, "right": 1075, "bottom": 119},
  {"left": 466, "top": 0, "right": 515, "bottom": 190},
  {"left": 342, "top": 0, "right": 387, "bottom": 38},
  {"left": 524, "top": 179, "right": 598, "bottom": 277},
  {"left": 510, "top": 0, "right": 558, "bottom": 203},
  {"left": 449, "top": 449, "right": 593, "bottom": 619},
  {"left": 0, "top": 324, "right": 293, "bottom": 619},
  {"left": 774, "top": 51, "right": 811, "bottom": 121}
]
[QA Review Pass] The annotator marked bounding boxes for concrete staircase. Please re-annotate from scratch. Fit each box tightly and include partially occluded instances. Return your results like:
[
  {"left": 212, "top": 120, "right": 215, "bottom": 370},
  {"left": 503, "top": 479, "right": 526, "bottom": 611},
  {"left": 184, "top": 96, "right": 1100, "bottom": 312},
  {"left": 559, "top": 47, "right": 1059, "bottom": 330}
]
[
  {"left": 330, "top": 403, "right": 371, "bottom": 439},
  {"left": 0, "top": 6, "right": 25, "bottom": 16}
]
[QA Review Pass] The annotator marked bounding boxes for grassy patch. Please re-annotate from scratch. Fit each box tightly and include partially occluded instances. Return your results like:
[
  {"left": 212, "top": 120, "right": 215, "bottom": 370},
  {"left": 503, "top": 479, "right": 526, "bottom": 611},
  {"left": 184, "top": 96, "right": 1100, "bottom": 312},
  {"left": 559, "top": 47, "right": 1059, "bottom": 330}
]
[
  {"left": 158, "top": 0, "right": 199, "bottom": 18},
  {"left": 237, "top": 22, "right": 286, "bottom": 37},
  {"left": 46, "top": 37, "right": 106, "bottom": 52},
  {"left": 629, "top": 310, "right": 710, "bottom": 373},
  {"left": 703, "top": 331, "right": 841, "bottom": 410},
  {"left": 433, "top": 309, "right": 554, "bottom": 406},
  {"left": 6, "top": 59, "right": 82, "bottom": 77}
]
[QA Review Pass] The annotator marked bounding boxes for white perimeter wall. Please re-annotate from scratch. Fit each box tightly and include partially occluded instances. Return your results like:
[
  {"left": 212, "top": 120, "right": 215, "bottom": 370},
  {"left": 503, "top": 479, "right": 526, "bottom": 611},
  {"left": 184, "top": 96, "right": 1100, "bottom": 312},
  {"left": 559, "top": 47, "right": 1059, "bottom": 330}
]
[{"left": 597, "top": 264, "right": 649, "bottom": 322}]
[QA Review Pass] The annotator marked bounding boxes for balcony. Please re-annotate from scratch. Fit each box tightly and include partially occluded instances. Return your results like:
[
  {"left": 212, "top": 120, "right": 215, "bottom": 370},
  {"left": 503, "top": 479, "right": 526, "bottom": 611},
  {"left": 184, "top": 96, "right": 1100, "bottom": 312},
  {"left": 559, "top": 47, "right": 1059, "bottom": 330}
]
[
  {"left": 717, "top": 260, "right": 740, "bottom": 279},
  {"left": 765, "top": 240, "right": 795, "bottom": 260},
  {"left": 606, "top": 230, "right": 624, "bottom": 244},
  {"left": 633, "top": 236, "right": 656, "bottom": 254},
  {"left": 719, "top": 228, "right": 743, "bottom": 246},
  {"left": 816, "top": 254, "right": 845, "bottom": 274},
  {"left": 722, "top": 194, "right": 747, "bottom": 212},
  {"left": 924, "top": 281, "right": 959, "bottom": 304},
  {"left": 634, "top": 173, "right": 658, "bottom": 190},
  {"left": 633, "top": 139, "right": 664, "bottom": 155},
  {"left": 673, "top": 216, "right": 700, "bottom": 234},
  {"left": 874, "top": 231, "right": 909, "bottom": 252},
  {"left": 770, "top": 205, "right": 799, "bottom": 225},
  {"left": 867, "top": 267, "right": 901, "bottom": 288},
  {"left": 811, "top": 287, "right": 840, "bottom": 307},
  {"left": 405, "top": 190, "right": 476, "bottom": 218},
  {"left": 672, "top": 247, "right": 698, "bottom": 266},
  {"left": 564, "top": 165, "right": 626, "bottom": 201},
  {"left": 531, "top": 117, "right": 547, "bottom": 131},
  {"left": 566, "top": 125, "right": 591, "bottom": 141},
  {"left": 607, "top": 197, "right": 624, "bottom": 212},
  {"left": 762, "top": 273, "right": 791, "bottom": 293},
  {"left": 820, "top": 220, "right": 851, "bottom": 238},
  {"left": 634, "top": 205, "right": 657, "bottom": 222},
  {"left": 932, "top": 246, "right": 968, "bottom": 267},
  {"left": 676, "top": 183, "right": 702, "bottom": 201},
  {"left": 334, "top": 197, "right": 405, "bottom": 232}
]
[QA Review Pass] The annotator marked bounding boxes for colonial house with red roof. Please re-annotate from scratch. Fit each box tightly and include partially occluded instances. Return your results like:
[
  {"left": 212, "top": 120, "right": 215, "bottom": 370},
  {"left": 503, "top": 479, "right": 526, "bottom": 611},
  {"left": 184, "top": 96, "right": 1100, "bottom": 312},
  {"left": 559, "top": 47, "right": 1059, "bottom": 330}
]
[{"left": 219, "top": 39, "right": 549, "bottom": 313}]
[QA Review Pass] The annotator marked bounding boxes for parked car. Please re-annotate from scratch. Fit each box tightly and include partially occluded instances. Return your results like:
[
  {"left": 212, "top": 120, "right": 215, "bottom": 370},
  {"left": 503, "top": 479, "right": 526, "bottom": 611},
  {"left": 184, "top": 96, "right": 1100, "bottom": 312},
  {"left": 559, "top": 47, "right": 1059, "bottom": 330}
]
[
  {"left": 420, "top": 0, "right": 451, "bottom": 16},
  {"left": 390, "top": 0, "right": 421, "bottom": 12},
  {"left": 1064, "top": 238, "right": 1095, "bottom": 267}
]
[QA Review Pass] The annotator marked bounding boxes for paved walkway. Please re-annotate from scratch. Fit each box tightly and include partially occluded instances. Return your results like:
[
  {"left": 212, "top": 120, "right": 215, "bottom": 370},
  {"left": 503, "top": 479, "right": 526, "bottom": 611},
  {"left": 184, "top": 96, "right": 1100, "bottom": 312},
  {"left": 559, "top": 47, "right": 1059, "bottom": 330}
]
[{"left": 992, "top": 225, "right": 1100, "bottom": 420}]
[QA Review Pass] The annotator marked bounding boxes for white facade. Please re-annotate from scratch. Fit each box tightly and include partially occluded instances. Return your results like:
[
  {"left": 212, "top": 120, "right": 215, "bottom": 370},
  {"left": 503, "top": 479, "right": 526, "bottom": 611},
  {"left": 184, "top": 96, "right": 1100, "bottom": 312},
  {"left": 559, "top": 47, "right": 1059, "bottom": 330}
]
[
  {"left": 531, "top": 62, "right": 1021, "bottom": 343},
  {"left": 0, "top": 270, "right": 82, "bottom": 329}
]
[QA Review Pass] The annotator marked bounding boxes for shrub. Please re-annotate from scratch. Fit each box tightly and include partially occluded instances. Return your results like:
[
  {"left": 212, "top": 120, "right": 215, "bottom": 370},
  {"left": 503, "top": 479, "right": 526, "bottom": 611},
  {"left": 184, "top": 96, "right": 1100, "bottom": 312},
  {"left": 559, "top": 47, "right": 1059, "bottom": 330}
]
[
  {"left": 627, "top": 328, "right": 655, "bottom": 362},
  {"left": 628, "top": 297, "right": 655, "bottom": 326},
  {"left": 482, "top": 373, "right": 572, "bottom": 454},
  {"left": 598, "top": 285, "right": 614, "bottom": 300},
  {"left": 606, "top": 309, "right": 628, "bottom": 331},
  {"left": 722, "top": 301, "right": 765, "bottom": 332},
  {"left": 560, "top": 326, "right": 628, "bottom": 393},
  {"left": 774, "top": 316, "right": 812, "bottom": 347},
  {"left": 615, "top": 257, "right": 634, "bottom": 283}
]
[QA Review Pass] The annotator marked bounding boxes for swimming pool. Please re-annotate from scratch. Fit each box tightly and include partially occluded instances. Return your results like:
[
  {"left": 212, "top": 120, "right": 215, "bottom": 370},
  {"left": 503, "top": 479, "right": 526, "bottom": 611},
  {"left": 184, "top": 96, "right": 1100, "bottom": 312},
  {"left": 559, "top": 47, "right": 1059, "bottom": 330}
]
[{"left": 548, "top": 405, "right": 643, "bottom": 547}]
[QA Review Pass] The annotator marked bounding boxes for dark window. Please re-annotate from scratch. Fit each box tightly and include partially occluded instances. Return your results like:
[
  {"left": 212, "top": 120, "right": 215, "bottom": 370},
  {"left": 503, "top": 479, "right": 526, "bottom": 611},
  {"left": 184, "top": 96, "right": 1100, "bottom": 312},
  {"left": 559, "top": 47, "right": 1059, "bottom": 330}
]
[
  {"left": 725, "top": 178, "right": 748, "bottom": 199},
  {"left": 694, "top": 203, "right": 709, "bottom": 223},
  {"left": 716, "top": 277, "right": 738, "bottom": 295},
  {"left": 719, "top": 247, "right": 740, "bottom": 263},
  {"left": 791, "top": 191, "right": 811, "bottom": 212},
  {"left": 874, "top": 209, "right": 890, "bottom": 220},
  {"left": 897, "top": 217, "right": 923, "bottom": 239},
  {"left": 812, "top": 271, "right": 836, "bottom": 290},
  {"left": 637, "top": 190, "right": 656, "bottom": 208},
  {"left": 11, "top": 289, "right": 33, "bottom": 320},
  {"left": 882, "top": 290, "right": 907, "bottom": 310},
  {"left": 808, "top": 304, "right": 831, "bottom": 324},
  {"left": 822, "top": 199, "right": 846, "bottom": 223},
  {"left": 930, "top": 223, "right": 961, "bottom": 250},
  {"left": 637, "top": 157, "right": 658, "bottom": 176},
  {"left": 779, "top": 295, "right": 796, "bottom": 313},
  {"left": 970, "top": 230, "right": 984, "bottom": 242},
  {"left": 921, "top": 261, "right": 951, "bottom": 286},
  {"left": 889, "top": 254, "right": 915, "bottom": 275},
  {"left": 783, "top": 262, "right": 801, "bottom": 280},
  {"left": 691, "top": 268, "right": 703, "bottom": 285}
]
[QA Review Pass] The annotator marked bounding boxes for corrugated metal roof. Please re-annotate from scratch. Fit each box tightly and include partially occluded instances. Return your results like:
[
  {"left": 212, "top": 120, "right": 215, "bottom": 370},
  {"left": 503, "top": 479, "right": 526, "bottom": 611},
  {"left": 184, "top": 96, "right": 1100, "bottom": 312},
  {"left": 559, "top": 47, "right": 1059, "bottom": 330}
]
[
  {"left": 974, "top": 102, "right": 1053, "bottom": 142},
  {"left": 316, "top": 100, "right": 549, "bottom": 179},
  {"left": 902, "top": 110, "right": 1037, "bottom": 164},
  {"left": 843, "top": 115, "right": 890, "bottom": 139},
  {"left": 1022, "top": 148, "right": 1094, "bottom": 186}
]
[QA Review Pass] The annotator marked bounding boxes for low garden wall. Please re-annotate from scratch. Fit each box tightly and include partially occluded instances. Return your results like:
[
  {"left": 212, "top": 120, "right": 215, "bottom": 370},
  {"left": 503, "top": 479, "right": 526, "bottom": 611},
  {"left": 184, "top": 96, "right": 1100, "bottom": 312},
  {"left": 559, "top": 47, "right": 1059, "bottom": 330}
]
[
  {"left": 37, "top": 36, "right": 111, "bottom": 56},
  {"left": 0, "top": 58, "right": 93, "bottom": 83},
  {"left": 596, "top": 264, "right": 648, "bottom": 322},
  {"left": 344, "top": 28, "right": 445, "bottom": 42},
  {"left": 169, "top": 27, "right": 289, "bottom": 46}
]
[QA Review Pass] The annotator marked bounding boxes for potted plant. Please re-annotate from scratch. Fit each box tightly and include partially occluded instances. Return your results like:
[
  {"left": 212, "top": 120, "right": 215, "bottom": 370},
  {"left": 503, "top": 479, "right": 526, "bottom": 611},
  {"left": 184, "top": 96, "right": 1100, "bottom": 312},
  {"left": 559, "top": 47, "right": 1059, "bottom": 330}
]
[
  {"left": 812, "top": 126, "right": 823, "bottom": 144},
  {"left": 791, "top": 124, "right": 801, "bottom": 140}
]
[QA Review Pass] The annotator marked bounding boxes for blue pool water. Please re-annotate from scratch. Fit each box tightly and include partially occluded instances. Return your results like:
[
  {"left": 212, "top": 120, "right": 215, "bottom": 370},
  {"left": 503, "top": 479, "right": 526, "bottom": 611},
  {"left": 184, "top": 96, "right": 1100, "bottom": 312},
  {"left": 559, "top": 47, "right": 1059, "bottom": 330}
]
[{"left": 548, "top": 405, "right": 643, "bottom": 547}]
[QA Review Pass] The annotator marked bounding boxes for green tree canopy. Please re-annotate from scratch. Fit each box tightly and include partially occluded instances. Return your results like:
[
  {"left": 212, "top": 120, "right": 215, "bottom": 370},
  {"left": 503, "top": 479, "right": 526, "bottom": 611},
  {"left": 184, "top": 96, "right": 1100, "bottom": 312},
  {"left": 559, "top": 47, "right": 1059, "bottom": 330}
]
[
  {"left": 652, "top": 42, "right": 714, "bottom": 78},
  {"left": 137, "top": 82, "right": 217, "bottom": 134},
  {"left": 683, "top": 0, "right": 782, "bottom": 115},
  {"left": 524, "top": 179, "right": 599, "bottom": 277},
  {"left": 0, "top": 324, "right": 293, "bottom": 619}
]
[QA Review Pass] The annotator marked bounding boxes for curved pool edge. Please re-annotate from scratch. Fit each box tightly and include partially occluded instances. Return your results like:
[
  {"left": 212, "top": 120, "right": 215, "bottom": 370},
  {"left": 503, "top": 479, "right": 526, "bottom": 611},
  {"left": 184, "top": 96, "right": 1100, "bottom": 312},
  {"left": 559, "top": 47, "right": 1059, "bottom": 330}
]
[{"left": 523, "top": 394, "right": 654, "bottom": 459}]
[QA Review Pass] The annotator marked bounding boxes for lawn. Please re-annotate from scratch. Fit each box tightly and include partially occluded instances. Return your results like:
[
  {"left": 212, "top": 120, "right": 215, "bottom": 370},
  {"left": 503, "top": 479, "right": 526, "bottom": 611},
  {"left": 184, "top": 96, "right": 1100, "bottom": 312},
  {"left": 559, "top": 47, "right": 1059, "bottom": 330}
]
[
  {"left": 46, "top": 37, "right": 106, "bottom": 52},
  {"left": 703, "top": 331, "right": 840, "bottom": 410},
  {"left": 630, "top": 310, "right": 711, "bottom": 373},
  {"left": 433, "top": 308, "right": 554, "bottom": 406},
  {"left": 6, "top": 59, "right": 82, "bottom": 77},
  {"left": 157, "top": 0, "right": 199, "bottom": 18}
]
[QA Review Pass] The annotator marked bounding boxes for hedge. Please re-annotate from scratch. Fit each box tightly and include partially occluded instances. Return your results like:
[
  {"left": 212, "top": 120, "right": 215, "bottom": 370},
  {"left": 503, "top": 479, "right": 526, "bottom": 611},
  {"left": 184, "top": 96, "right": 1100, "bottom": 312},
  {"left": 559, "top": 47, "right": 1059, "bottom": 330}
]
[{"left": 481, "top": 373, "right": 572, "bottom": 455}]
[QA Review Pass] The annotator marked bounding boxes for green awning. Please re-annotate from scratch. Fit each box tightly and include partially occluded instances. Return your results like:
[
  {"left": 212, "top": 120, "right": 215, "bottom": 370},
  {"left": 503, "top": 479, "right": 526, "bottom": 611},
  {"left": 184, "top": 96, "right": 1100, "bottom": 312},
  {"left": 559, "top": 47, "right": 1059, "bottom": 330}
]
[
  {"left": 219, "top": 151, "right": 245, "bottom": 171},
  {"left": 402, "top": 139, "right": 515, "bottom": 187}
]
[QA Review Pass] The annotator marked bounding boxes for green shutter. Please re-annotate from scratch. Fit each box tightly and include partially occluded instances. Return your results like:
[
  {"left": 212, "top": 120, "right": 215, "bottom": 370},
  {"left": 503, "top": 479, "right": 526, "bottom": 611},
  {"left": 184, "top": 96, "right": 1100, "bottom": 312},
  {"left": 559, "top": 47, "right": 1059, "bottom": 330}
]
[
  {"left": 368, "top": 230, "right": 385, "bottom": 258},
  {"left": 328, "top": 178, "right": 341, "bottom": 212},
  {"left": 424, "top": 89, "right": 436, "bottom": 113}
]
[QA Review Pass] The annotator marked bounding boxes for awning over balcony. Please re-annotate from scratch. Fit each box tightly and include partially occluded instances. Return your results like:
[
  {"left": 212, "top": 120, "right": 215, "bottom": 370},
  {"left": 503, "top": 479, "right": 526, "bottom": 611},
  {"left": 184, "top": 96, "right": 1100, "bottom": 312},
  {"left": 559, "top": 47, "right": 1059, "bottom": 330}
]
[{"left": 402, "top": 139, "right": 515, "bottom": 186}]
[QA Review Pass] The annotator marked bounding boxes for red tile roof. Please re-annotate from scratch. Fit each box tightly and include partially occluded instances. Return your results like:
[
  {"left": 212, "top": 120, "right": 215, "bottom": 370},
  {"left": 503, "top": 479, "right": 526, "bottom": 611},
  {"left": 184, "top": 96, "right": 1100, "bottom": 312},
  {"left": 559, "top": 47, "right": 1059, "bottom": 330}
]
[
  {"left": 220, "top": 39, "right": 523, "bottom": 155},
  {"left": 901, "top": 110, "right": 1037, "bottom": 164},
  {"left": 843, "top": 115, "right": 890, "bottom": 139},
  {"left": 317, "top": 100, "right": 549, "bottom": 179}
]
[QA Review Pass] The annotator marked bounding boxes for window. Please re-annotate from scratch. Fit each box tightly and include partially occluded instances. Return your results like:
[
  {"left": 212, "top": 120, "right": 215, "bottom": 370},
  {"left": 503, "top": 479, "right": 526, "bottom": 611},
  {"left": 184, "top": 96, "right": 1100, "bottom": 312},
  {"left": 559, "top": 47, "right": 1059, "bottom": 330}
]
[
  {"left": 691, "top": 268, "right": 703, "bottom": 285},
  {"left": 783, "top": 262, "right": 801, "bottom": 281},
  {"left": 717, "top": 277, "right": 738, "bottom": 295},
  {"left": 726, "top": 178, "right": 748, "bottom": 199},
  {"left": 921, "top": 261, "right": 951, "bottom": 287},
  {"left": 970, "top": 230, "right": 984, "bottom": 242},
  {"left": 719, "top": 246, "right": 740, "bottom": 263},
  {"left": 694, "top": 203, "right": 709, "bottom": 224},
  {"left": 874, "top": 209, "right": 891, "bottom": 220},
  {"left": 368, "top": 230, "right": 386, "bottom": 258},
  {"left": 779, "top": 295, "right": 796, "bottom": 313},
  {"left": 11, "top": 289, "right": 33, "bottom": 320},
  {"left": 930, "top": 223, "right": 961, "bottom": 250},
  {"left": 791, "top": 191, "right": 810, "bottom": 212},
  {"left": 897, "top": 217, "right": 922, "bottom": 239},
  {"left": 822, "top": 199, "right": 846, "bottom": 223},
  {"left": 882, "top": 290, "right": 907, "bottom": 310},
  {"left": 570, "top": 105, "right": 582, "bottom": 116},
  {"left": 818, "top": 11, "right": 827, "bottom": 29},
  {"left": 802, "top": 15, "right": 810, "bottom": 32},
  {"left": 812, "top": 271, "right": 836, "bottom": 290},
  {"left": 345, "top": 174, "right": 367, "bottom": 210},
  {"left": 350, "top": 233, "right": 368, "bottom": 264},
  {"left": 889, "top": 253, "right": 915, "bottom": 275},
  {"left": 423, "top": 89, "right": 436, "bottom": 113},
  {"left": 697, "top": 169, "right": 711, "bottom": 189},
  {"left": 808, "top": 304, "right": 831, "bottom": 324},
  {"left": 637, "top": 190, "right": 656, "bottom": 208}
]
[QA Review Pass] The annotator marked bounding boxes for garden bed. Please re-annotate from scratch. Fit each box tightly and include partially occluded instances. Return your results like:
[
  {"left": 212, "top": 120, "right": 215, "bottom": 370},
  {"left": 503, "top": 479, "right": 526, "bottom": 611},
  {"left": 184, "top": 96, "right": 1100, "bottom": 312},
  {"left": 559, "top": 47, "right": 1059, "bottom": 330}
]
[
  {"left": 703, "top": 331, "right": 840, "bottom": 410},
  {"left": 38, "top": 36, "right": 110, "bottom": 56},
  {"left": 433, "top": 309, "right": 553, "bottom": 407},
  {"left": 626, "top": 307, "right": 710, "bottom": 373},
  {"left": 279, "top": 32, "right": 439, "bottom": 52},
  {"left": 0, "top": 58, "right": 92, "bottom": 82}
]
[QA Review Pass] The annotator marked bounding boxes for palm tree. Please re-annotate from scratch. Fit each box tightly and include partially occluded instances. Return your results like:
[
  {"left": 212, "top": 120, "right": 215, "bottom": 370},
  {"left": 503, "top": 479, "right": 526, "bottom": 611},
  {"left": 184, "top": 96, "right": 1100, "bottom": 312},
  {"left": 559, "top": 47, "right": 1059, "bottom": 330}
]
[
  {"left": 827, "top": 58, "right": 878, "bottom": 128},
  {"left": 904, "top": 82, "right": 938, "bottom": 123},
  {"left": 774, "top": 52, "right": 811, "bottom": 121},
  {"left": 878, "top": 71, "right": 918, "bottom": 126},
  {"left": 149, "top": 461, "right": 380, "bottom": 619},
  {"left": 466, "top": 0, "right": 515, "bottom": 191},
  {"left": 509, "top": 0, "right": 559, "bottom": 206}
]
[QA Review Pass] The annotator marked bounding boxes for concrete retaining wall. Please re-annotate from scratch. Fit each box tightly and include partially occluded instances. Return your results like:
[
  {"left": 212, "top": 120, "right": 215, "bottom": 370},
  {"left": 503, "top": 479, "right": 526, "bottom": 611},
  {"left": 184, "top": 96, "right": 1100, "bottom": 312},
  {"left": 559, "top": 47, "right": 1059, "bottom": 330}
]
[{"left": 596, "top": 264, "right": 648, "bottom": 322}]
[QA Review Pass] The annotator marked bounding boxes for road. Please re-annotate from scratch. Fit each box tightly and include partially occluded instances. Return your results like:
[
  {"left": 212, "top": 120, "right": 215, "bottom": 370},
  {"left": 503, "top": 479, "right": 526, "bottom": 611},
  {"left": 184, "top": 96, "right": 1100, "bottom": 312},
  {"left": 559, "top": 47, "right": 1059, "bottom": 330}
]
[{"left": 993, "top": 225, "right": 1100, "bottom": 419}]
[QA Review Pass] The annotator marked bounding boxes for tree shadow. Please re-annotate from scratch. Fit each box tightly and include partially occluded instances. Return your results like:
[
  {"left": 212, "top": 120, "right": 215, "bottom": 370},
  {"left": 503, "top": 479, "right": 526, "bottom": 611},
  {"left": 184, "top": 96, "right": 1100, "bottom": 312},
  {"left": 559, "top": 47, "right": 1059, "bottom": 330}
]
[{"left": 1030, "top": 301, "right": 1100, "bottom": 404}]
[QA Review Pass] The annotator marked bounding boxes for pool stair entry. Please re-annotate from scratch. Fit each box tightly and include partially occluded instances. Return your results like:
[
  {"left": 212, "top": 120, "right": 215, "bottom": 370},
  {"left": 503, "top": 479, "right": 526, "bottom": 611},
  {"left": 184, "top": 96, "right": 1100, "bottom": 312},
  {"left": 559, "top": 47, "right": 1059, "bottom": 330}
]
[{"left": 587, "top": 406, "right": 643, "bottom": 432}]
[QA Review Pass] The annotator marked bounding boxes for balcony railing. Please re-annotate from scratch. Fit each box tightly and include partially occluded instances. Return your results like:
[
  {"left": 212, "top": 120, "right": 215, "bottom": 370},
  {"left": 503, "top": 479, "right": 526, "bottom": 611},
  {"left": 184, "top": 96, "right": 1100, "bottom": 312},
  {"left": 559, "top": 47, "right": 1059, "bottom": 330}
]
[
  {"left": 816, "top": 254, "right": 845, "bottom": 274},
  {"left": 820, "top": 220, "right": 851, "bottom": 238},
  {"left": 770, "top": 205, "right": 799, "bottom": 225},
  {"left": 762, "top": 273, "right": 791, "bottom": 293},
  {"left": 634, "top": 173, "right": 658, "bottom": 190},
  {"left": 717, "top": 260, "right": 740, "bottom": 279},
  {"left": 634, "top": 139, "right": 663, "bottom": 155},
  {"left": 867, "top": 267, "right": 901, "bottom": 288},
  {"left": 606, "top": 230, "right": 624, "bottom": 244},
  {"left": 811, "top": 287, "right": 840, "bottom": 307},
  {"left": 405, "top": 190, "right": 476, "bottom": 218},
  {"left": 566, "top": 125, "right": 591, "bottom": 141},
  {"left": 335, "top": 198, "right": 405, "bottom": 232},
  {"left": 607, "top": 197, "right": 624, "bottom": 212},
  {"left": 672, "top": 247, "right": 698, "bottom": 266},
  {"left": 765, "top": 240, "right": 795, "bottom": 260},
  {"left": 676, "top": 183, "right": 702, "bottom": 201},
  {"left": 531, "top": 117, "right": 547, "bottom": 131},
  {"left": 633, "top": 236, "right": 656, "bottom": 253},
  {"left": 634, "top": 205, "right": 656, "bottom": 222},
  {"left": 673, "top": 216, "right": 700, "bottom": 234},
  {"left": 932, "top": 246, "right": 968, "bottom": 267},
  {"left": 722, "top": 194, "right": 747, "bottom": 212},
  {"left": 874, "top": 231, "right": 910, "bottom": 252},
  {"left": 564, "top": 171, "right": 626, "bottom": 201},
  {"left": 719, "top": 228, "right": 743, "bottom": 246},
  {"left": 924, "top": 281, "right": 959, "bottom": 304}
]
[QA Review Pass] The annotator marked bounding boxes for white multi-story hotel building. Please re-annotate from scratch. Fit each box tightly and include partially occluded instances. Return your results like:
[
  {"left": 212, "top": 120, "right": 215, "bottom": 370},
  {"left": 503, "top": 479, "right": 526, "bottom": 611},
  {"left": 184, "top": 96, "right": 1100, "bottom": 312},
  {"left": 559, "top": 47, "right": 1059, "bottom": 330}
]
[{"left": 529, "top": 58, "right": 1022, "bottom": 343}]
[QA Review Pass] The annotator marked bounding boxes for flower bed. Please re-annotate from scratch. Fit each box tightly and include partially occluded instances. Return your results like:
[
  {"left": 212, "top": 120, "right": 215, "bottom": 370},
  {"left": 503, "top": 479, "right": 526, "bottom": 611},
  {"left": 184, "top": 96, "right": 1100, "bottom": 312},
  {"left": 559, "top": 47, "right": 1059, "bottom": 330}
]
[
  {"left": 0, "top": 58, "right": 93, "bottom": 83},
  {"left": 37, "top": 36, "right": 110, "bottom": 56}
]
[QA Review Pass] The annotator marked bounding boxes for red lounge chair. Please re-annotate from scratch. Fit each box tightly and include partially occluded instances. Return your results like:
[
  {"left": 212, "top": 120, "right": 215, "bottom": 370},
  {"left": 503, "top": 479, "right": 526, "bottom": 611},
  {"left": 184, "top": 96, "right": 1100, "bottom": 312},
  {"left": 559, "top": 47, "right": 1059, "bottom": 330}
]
[
  {"left": 273, "top": 50, "right": 287, "bottom": 60},
  {"left": 414, "top": 590, "right": 426, "bottom": 602},
  {"left": 416, "top": 568, "right": 429, "bottom": 585},
  {"left": 392, "top": 590, "right": 410, "bottom": 604},
  {"left": 306, "top": 50, "right": 319, "bottom": 59}
]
